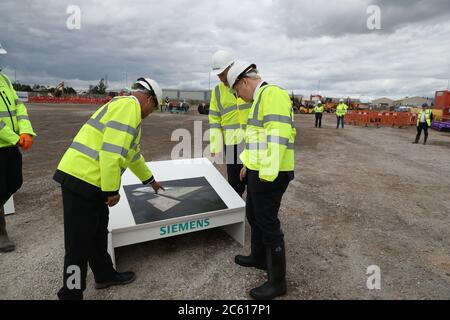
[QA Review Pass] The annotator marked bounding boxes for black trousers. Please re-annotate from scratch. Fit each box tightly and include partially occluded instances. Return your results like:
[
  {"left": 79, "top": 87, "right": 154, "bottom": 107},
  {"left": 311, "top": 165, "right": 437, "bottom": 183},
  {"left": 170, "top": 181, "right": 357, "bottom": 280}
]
[
  {"left": 224, "top": 144, "right": 246, "bottom": 197},
  {"left": 0, "top": 146, "right": 23, "bottom": 206},
  {"left": 315, "top": 113, "right": 323, "bottom": 128},
  {"left": 336, "top": 116, "right": 344, "bottom": 128},
  {"left": 245, "top": 170, "right": 292, "bottom": 247},
  {"left": 60, "top": 186, "right": 115, "bottom": 293},
  {"left": 415, "top": 123, "right": 429, "bottom": 143}
]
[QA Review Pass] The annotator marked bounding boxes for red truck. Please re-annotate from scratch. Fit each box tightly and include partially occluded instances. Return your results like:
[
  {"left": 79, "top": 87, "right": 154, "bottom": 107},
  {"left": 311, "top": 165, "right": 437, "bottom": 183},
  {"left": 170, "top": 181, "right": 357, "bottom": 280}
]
[{"left": 435, "top": 90, "right": 450, "bottom": 120}]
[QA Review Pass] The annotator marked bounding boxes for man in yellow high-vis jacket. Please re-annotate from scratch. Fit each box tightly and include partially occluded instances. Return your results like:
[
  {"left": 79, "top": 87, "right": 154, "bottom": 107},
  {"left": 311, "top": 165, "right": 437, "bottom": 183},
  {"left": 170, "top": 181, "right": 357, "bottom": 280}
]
[
  {"left": 314, "top": 100, "right": 324, "bottom": 128},
  {"left": 209, "top": 50, "right": 251, "bottom": 197},
  {"left": 0, "top": 43, "right": 36, "bottom": 253},
  {"left": 54, "top": 77, "right": 164, "bottom": 300},
  {"left": 413, "top": 103, "right": 433, "bottom": 145},
  {"left": 227, "top": 60, "right": 296, "bottom": 300},
  {"left": 336, "top": 99, "right": 348, "bottom": 129}
]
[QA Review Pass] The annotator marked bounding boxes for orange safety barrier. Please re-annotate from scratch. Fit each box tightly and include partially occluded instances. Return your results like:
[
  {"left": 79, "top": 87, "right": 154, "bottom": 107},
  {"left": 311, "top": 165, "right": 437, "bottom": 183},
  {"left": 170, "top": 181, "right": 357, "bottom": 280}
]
[
  {"left": 409, "top": 113, "right": 417, "bottom": 126},
  {"left": 342, "top": 110, "right": 420, "bottom": 129},
  {"left": 395, "top": 112, "right": 410, "bottom": 128},
  {"left": 28, "top": 96, "right": 112, "bottom": 105},
  {"left": 370, "top": 112, "right": 382, "bottom": 127},
  {"left": 360, "top": 111, "right": 371, "bottom": 126},
  {"left": 379, "top": 112, "right": 390, "bottom": 127},
  {"left": 344, "top": 111, "right": 355, "bottom": 125},
  {"left": 387, "top": 112, "right": 397, "bottom": 126}
]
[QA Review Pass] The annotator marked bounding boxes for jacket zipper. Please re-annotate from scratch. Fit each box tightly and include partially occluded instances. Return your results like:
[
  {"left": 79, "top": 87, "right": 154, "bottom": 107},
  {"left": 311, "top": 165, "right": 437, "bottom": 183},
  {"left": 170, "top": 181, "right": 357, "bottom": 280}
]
[{"left": 0, "top": 90, "right": 16, "bottom": 133}]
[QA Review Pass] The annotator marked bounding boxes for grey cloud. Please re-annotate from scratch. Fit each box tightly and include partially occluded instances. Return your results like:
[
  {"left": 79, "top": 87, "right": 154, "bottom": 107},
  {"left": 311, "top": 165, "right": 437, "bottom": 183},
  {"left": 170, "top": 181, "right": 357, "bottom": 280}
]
[
  {"left": 275, "top": 0, "right": 450, "bottom": 38},
  {"left": 0, "top": 0, "right": 449, "bottom": 100}
]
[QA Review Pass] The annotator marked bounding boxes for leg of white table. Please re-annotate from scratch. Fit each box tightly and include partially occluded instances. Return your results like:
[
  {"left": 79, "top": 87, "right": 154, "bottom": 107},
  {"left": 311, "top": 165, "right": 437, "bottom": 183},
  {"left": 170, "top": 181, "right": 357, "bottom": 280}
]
[
  {"left": 107, "top": 232, "right": 116, "bottom": 269},
  {"left": 221, "top": 221, "right": 245, "bottom": 246},
  {"left": 4, "top": 196, "right": 15, "bottom": 216}
]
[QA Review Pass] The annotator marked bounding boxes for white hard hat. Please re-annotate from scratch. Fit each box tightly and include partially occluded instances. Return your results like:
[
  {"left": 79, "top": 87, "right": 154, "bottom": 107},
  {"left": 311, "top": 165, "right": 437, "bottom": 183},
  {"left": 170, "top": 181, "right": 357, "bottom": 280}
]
[
  {"left": 316, "top": 100, "right": 322, "bottom": 105},
  {"left": 134, "top": 77, "right": 163, "bottom": 107},
  {"left": 0, "top": 42, "right": 7, "bottom": 55},
  {"left": 339, "top": 99, "right": 344, "bottom": 102},
  {"left": 227, "top": 60, "right": 257, "bottom": 89},
  {"left": 211, "top": 50, "right": 236, "bottom": 75}
]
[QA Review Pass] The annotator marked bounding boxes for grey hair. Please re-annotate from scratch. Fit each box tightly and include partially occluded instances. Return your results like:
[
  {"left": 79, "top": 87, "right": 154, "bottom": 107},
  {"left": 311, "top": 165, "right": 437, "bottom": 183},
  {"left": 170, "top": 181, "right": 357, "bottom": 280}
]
[
  {"left": 131, "top": 82, "right": 152, "bottom": 95},
  {"left": 245, "top": 71, "right": 261, "bottom": 80}
]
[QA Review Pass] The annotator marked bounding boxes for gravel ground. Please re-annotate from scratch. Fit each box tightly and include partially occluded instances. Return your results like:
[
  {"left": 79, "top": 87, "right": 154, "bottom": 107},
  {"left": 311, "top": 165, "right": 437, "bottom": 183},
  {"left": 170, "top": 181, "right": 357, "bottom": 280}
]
[{"left": 1, "top": 104, "right": 450, "bottom": 300}]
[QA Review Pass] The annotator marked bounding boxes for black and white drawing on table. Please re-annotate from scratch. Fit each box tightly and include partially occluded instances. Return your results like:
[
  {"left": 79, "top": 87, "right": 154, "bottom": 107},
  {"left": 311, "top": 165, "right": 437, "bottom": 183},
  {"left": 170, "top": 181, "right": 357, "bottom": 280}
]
[
  {"left": 124, "top": 177, "right": 228, "bottom": 224},
  {"left": 107, "top": 158, "right": 246, "bottom": 267}
]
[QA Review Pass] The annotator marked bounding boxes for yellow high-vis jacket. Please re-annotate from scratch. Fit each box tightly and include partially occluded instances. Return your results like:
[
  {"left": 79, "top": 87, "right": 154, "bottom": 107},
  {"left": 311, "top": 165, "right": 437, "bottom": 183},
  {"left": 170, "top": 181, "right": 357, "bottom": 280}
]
[
  {"left": 240, "top": 84, "right": 296, "bottom": 182},
  {"left": 57, "top": 96, "right": 153, "bottom": 193},
  {"left": 314, "top": 105, "right": 324, "bottom": 113},
  {"left": 336, "top": 103, "right": 348, "bottom": 116},
  {"left": 417, "top": 109, "right": 432, "bottom": 126},
  {"left": 0, "top": 73, "right": 36, "bottom": 148},
  {"left": 209, "top": 82, "right": 252, "bottom": 153}
]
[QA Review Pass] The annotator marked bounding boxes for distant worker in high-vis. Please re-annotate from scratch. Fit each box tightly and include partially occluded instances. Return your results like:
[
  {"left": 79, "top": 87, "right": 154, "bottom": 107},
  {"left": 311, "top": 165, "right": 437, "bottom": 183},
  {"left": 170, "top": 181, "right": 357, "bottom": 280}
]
[
  {"left": 314, "top": 100, "right": 324, "bottom": 128},
  {"left": 0, "top": 42, "right": 36, "bottom": 253},
  {"left": 54, "top": 77, "right": 165, "bottom": 300},
  {"left": 413, "top": 103, "right": 433, "bottom": 145},
  {"left": 336, "top": 99, "right": 348, "bottom": 129}
]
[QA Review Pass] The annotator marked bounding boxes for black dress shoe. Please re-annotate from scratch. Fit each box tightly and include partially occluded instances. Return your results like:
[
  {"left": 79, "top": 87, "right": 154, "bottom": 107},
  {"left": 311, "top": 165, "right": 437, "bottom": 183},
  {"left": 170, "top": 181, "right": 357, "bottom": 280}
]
[{"left": 95, "top": 271, "right": 136, "bottom": 289}]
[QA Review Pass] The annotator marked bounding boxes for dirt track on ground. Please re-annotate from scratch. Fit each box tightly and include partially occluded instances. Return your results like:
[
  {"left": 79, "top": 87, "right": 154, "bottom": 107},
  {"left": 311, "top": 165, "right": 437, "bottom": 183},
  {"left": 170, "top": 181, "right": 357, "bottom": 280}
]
[{"left": 1, "top": 104, "right": 450, "bottom": 300}]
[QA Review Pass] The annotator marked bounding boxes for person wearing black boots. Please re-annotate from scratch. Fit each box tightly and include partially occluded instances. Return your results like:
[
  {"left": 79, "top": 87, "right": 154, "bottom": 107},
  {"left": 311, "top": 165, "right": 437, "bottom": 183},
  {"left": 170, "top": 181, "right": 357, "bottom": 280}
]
[
  {"left": 227, "top": 61, "right": 296, "bottom": 300},
  {"left": 413, "top": 103, "right": 433, "bottom": 145}
]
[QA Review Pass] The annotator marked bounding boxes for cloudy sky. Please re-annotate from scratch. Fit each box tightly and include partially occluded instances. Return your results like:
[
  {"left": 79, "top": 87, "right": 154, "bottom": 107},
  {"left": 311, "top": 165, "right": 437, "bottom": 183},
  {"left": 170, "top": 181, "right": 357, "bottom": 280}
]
[{"left": 0, "top": 0, "right": 449, "bottom": 100}]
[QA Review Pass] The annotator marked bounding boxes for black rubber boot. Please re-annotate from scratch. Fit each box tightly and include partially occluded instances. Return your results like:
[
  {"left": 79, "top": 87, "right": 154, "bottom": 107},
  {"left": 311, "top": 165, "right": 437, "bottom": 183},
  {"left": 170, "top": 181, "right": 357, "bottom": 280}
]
[
  {"left": 0, "top": 207, "right": 16, "bottom": 253},
  {"left": 235, "top": 229, "right": 267, "bottom": 270},
  {"left": 250, "top": 244, "right": 287, "bottom": 300},
  {"left": 235, "top": 241, "right": 267, "bottom": 270},
  {"left": 95, "top": 271, "right": 136, "bottom": 289}
]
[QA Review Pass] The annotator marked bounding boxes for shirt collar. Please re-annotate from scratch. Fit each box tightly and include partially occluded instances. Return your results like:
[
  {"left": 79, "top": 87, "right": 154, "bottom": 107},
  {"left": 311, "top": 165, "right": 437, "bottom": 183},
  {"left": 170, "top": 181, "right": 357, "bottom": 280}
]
[{"left": 253, "top": 80, "right": 265, "bottom": 101}]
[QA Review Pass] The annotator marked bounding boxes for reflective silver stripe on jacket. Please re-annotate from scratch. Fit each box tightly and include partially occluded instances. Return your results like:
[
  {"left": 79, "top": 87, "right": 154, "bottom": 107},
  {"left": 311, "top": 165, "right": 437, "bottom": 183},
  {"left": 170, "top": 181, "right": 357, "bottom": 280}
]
[
  {"left": 87, "top": 118, "right": 105, "bottom": 131},
  {"left": 86, "top": 105, "right": 109, "bottom": 131},
  {"left": 130, "top": 123, "right": 141, "bottom": 150},
  {"left": 221, "top": 105, "right": 237, "bottom": 116},
  {"left": 267, "top": 135, "right": 294, "bottom": 149},
  {"left": 0, "top": 111, "right": 16, "bottom": 117},
  {"left": 222, "top": 124, "right": 240, "bottom": 130},
  {"left": 101, "top": 142, "right": 128, "bottom": 158},
  {"left": 208, "top": 110, "right": 221, "bottom": 117},
  {"left": 245, "top": 85, "right": 274, "bottom": 128},
  {"left": 0, "top": 121, "right": 5, "bottom": 130},
  {"left": 131, "top": 152, "right": 141, "bottom": 162},
  {"left": 263, "top": 115, "right": 293, "bottom": 126},
  {"left": 251, "top": 85, "right": 275, "bottom": 121},
  {"left": 239, "top": 103, "right": 252, "bottom": 110},
  {"left": 246, "top": 142, "right": 268, "bottom": 150},
  {"left": 16, "top": 115, "right": 29, "bottom": 121},
  {"left": 247, "top": 119, "right": 263, "bottom": 127},
  {"left": 106, "top": 120, "right": 136, "bottom": 135},
  {"left": 210, "top": 123, "right": 221, "bottom": 129},
  {"left": 70, "top": 142, "right": 99, "bottom": 161},
  {"left": 215, "top": 86, "right": 222, "bottom": 111}
]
